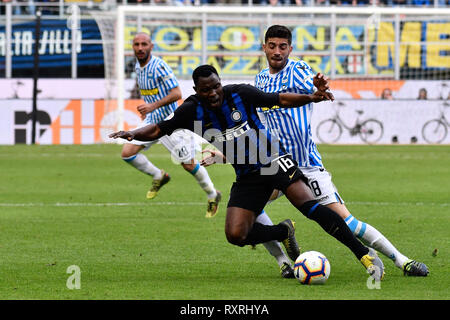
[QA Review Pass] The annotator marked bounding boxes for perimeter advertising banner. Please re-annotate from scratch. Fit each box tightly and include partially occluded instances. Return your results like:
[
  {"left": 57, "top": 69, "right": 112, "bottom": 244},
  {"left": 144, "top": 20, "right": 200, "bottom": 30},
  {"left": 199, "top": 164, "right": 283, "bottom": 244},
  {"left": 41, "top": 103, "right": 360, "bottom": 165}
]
[
  {"left": 1, "top": 98, "right": 449, "bottom": 145},
  {"left": 134, "top": 21, "right": 450, "bottom": 77},
  {"left": 1, "top": 19, "right": 449, "bottom": 77},
  {"left": 0, "top": 19, "right": 103, "bottom": 75}
]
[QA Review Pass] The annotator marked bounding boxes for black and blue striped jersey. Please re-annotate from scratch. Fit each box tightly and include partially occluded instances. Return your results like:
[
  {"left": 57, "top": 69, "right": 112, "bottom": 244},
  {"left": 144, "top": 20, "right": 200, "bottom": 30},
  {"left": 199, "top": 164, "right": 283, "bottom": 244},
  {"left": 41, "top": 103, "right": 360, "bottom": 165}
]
[{"left": 158, "top": 84, "right": 287, "bottom": 178}]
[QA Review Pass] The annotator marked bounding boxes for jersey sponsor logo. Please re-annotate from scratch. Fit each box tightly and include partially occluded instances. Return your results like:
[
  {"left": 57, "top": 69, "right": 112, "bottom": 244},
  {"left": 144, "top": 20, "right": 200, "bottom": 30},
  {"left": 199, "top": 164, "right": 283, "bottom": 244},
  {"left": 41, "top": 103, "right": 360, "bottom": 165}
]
[
  {"left": 213, "top": 121, "right": 251, "bottom": 142},
  {"left": 259, "top": 105, "right": 280, "bottom": 112},
  {"left": 140, "top": 88, "right": 159, "bottom": 96}
]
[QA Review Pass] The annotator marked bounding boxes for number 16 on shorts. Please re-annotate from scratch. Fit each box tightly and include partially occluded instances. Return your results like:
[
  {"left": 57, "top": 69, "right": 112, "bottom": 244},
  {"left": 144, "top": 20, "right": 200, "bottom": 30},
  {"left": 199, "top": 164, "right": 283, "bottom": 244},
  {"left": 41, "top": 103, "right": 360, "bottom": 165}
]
[{"left": 277, "top": 156, "right": 295, "bottom": 172}]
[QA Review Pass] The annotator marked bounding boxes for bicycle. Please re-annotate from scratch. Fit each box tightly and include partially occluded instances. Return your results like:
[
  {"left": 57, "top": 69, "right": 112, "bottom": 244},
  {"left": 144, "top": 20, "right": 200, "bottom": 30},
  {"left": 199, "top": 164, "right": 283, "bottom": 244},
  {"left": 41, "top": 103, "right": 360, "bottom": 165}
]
[
  {"left": 316, "top": 101, "right": 384, "bottom": 144},
  {"left": 422, "top": 102, "right": 449, "bottom": 144}
]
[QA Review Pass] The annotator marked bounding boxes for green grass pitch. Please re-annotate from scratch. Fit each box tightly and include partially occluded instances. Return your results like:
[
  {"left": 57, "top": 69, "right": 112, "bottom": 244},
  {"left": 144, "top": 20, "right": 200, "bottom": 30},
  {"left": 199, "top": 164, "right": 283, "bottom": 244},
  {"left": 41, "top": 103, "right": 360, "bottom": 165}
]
[{"left": 0, "top": 144, "right": 448, "bottom": 300}]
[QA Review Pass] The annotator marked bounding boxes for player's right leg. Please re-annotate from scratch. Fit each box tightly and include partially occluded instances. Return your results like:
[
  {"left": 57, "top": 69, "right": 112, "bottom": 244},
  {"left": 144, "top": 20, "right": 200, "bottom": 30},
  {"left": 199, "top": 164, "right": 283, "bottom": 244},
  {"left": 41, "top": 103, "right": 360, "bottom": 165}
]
[
  {"left": 256, "top": 211, "right": 295, "bottom": 278},
  {"left": 121, "top": 142, "right": 170, "bottom": 199},
  {"left": 225, "top": 173, "right": 300, "bottom": 258},
  {"left": 225, "top": 206, "right": 295, "bottom": 249}
]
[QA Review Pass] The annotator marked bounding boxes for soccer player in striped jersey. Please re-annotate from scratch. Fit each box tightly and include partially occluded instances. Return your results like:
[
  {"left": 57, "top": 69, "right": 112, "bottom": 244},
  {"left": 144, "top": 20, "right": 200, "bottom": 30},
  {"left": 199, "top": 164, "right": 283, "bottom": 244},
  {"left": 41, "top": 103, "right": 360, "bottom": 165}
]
[
  {"left": 109, "top": 64, "right": 385, "bottom": 281},
  {"left": 254, "top": 25, "right": 428, "bottom": 277},
  {"left": 120, "top": 32, "right": 221, "bottom": 218}
]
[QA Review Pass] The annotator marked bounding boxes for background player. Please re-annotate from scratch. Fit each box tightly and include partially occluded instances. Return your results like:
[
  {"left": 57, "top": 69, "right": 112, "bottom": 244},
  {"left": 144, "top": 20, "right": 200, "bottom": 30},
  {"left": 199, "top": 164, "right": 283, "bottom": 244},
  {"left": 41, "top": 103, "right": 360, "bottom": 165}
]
[
  {"left": 120, "top": 32, "right": 221, "bottom": 218},
  {"left": 110, "top": 65, "right": 385, "bottom": 281},
  {"left": 254, "top": 25, "right": 428, "bottom": 277}
]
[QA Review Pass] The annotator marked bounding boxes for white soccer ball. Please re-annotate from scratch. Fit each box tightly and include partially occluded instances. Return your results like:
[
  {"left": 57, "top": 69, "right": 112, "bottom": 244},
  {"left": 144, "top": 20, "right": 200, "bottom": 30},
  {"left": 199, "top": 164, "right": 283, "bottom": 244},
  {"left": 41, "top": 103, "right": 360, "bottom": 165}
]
[{"left": 293, "top": 251, "right": 331, "bottom": 285}]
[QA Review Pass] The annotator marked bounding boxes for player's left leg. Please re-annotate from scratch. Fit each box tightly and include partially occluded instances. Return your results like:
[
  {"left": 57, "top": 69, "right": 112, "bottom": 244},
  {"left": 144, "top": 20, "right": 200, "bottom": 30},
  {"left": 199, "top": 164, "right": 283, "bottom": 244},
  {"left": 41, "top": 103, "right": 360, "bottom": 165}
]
[
  {"left": 330, "top": 202, "right": 428, "bottom": 276},
  {"left": 278, "top": 160, "right": 384, "bottom": 281},
  {"left": 303, "top": 166, "right": 428, "bottom": 276}
]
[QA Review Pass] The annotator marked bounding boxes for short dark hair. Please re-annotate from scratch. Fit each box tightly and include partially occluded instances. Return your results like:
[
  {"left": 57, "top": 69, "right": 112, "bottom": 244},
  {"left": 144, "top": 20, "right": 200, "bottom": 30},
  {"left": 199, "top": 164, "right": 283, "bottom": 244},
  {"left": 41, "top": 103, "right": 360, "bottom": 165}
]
[
  {"left": 264, "top": 25, "right": 292, "bottom": 45},
  {"left": 192, "top": 65, "right": 219, "bottom": 85}
]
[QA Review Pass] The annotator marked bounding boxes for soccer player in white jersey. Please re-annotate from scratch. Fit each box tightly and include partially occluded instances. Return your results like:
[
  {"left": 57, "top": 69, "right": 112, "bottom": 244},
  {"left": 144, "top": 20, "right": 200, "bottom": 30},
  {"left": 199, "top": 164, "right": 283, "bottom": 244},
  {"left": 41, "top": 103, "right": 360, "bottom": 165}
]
[
  {"left": 254, "top": 25, "right": 428, "bottom": 277},
  {"left": 120, "top": 32, "right": 221, "bottom": 217}
]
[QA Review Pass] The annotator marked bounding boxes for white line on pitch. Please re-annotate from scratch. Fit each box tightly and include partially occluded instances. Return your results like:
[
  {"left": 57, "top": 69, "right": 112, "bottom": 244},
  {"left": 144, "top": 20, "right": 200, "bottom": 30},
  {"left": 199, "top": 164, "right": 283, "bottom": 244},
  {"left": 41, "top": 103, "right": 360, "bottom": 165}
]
[{"left": 0, "top": 201, "right": 447, "bottom": 207}]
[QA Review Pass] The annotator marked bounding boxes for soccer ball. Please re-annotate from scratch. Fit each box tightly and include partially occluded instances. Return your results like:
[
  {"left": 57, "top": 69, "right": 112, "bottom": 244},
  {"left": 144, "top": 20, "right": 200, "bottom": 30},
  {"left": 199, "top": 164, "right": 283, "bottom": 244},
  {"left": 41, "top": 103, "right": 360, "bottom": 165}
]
[{"left": 293, "top": 251, "right": 331, "bottom": 285}]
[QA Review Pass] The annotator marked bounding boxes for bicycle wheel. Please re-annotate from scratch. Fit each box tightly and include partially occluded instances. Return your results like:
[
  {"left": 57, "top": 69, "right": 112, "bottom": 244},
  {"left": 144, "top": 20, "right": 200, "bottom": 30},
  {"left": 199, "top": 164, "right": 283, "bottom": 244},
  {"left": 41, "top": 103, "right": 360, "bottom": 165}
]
[
  {"left": 360, "top": 119, "right": 383, "bottom": 144},
  {"left": 316, "top": 119, "right": 342, "bottom": 143},
  {"left": 422, "top": 119, "right": 447, "bottom": 144}
]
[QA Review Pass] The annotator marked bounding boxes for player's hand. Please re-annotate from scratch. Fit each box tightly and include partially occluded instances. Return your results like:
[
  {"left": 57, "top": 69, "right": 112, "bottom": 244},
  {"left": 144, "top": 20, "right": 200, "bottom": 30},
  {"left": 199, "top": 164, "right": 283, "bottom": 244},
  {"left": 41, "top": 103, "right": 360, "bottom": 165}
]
[
  {"left": 311, "top": 90, "right": 334, "bottom": 103},
  {"left": 200, "top": 149, "right": 226, "bottom": 167},
  {"left": 136, "top": 103, "right": 156, "bottom": 120},
  {"left": 108, "top": 130, "right": 135, "bottom": 141},
  {"left": 313, "top": 73, "right": 330, "bottom": 92}
]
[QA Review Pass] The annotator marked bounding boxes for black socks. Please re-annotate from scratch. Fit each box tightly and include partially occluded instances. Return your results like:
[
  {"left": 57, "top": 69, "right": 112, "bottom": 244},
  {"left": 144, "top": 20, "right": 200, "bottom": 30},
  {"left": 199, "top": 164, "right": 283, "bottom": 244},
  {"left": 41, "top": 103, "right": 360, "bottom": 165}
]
[
  {"left": 242, "top": 222, "right": 287, "bottom": 246},
  {"left": 299, "top": 200, "right": 369, "bottom": 260}
]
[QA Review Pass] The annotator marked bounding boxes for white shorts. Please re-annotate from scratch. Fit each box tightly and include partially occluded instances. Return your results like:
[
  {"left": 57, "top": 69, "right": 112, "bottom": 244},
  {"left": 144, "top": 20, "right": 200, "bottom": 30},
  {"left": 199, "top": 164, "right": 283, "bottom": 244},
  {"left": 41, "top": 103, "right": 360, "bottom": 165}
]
[
  {"left": 300, "top": 166, "right": 344, "bottom": 205},
  {"left": 268, "top": 166, "right": 344, "bottom": 206},
  {"left": 121, "top": 121, "right": 201, "bottom": 164}
]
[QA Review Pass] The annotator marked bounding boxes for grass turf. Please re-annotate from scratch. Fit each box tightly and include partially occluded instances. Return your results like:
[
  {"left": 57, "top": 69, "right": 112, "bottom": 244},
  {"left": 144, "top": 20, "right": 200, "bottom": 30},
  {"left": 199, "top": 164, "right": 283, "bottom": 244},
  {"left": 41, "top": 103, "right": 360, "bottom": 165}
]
[{"left": 0, "top": 144, "right": 448, "bottom": 300}]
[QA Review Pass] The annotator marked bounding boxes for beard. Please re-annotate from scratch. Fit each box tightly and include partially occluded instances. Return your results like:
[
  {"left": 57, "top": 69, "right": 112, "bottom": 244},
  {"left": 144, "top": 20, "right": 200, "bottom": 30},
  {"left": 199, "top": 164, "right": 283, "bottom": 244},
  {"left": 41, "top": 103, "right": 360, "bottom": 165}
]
[
  {"left": 136, "top": 52, "right": 150, "bottom": 65},
  {"left": 269, "top": 58, "right": 287, "bottom": 72}
]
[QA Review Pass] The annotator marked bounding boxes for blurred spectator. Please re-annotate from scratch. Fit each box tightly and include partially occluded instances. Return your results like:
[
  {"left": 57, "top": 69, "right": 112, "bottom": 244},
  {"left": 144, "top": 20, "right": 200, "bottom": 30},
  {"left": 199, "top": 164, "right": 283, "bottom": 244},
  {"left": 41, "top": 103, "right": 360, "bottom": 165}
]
[
  {"left": 294, "top": 0, "right": 317, "bottom": 4},
  {"left": 411, "top": 0, "right": 433, "bottom": 5},
  {"left": 0, "top": 0, "right": 34, "bottom": 15},
  {"left": 40, "top": 0, "right": 59, "bottom": 15},
  {"left": 380, "top": 0, "right": 407, "bottom": 5},
  {"left": 1, "top": 0, "right": 9, "bottom": 15},
  {"left": 417, "top": 88, "right": 428, "bottom": 100},
  {"left": 268, "top": 0, "right": 294, "bottom": 5},
  {"left": 381, "top": 88, "right": 394, "bottom": 100},
  {"left": 215, "top": 0, "right": 243, "bottom": 4}
]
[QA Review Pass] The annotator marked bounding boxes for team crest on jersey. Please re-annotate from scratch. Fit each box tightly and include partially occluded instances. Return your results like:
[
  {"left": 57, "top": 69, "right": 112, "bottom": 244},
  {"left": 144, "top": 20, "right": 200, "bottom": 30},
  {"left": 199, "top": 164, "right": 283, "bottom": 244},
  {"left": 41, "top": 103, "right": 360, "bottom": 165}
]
[{"left": 231, "top": 110, "right": 242, "bottom": 122}]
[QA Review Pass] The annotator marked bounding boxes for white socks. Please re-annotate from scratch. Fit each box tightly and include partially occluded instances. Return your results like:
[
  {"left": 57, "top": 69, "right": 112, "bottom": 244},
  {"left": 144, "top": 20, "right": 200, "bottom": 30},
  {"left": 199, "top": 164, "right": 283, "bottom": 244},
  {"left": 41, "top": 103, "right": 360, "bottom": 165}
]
[
  {"left": 190, "top": 163, "right": 217, "bottom": 199},
  {"left": 345, "top": 214, "right": 409, "bottom": 268},
  {"left": 122, "top": 153, "right": 162, "bottom": 180}
]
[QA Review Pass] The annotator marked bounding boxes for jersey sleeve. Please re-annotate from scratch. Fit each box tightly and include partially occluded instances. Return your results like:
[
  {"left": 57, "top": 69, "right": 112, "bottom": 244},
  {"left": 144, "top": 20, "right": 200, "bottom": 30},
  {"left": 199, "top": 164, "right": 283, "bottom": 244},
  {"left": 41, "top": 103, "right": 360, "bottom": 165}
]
[
  {"left": 292, "top": 61, "right": 315, "bottom": 94},
  {"left": 157, "top": 98, "right": 197, "bottom": 135},
  {"left": 156, "top": 60, "right": 179, "bottom": 92},
  {"left": 237, "top": 84, "right": 280, "bottom": 109}
]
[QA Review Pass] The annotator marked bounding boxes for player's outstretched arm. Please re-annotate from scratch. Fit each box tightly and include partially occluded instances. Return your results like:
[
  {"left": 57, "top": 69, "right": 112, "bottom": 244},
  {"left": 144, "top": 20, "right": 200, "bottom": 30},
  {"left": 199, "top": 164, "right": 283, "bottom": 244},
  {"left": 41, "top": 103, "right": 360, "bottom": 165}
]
[
  {"left": 278, "top": 90, "right": 334, "bottom": 107},
  {"left": 109, "top": 123, "right": 163, "bottom": 142}
]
